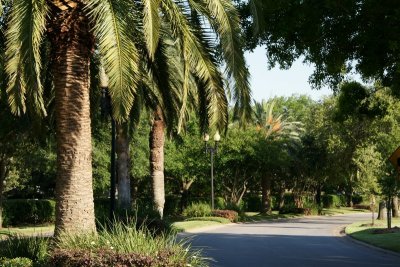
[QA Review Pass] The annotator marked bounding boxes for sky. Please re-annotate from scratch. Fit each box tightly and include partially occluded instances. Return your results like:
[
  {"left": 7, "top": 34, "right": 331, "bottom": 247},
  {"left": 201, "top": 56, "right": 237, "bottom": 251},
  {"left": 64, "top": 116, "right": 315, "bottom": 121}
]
[{"left": 245, "top": 46, "right": 333, "bottom": 102}]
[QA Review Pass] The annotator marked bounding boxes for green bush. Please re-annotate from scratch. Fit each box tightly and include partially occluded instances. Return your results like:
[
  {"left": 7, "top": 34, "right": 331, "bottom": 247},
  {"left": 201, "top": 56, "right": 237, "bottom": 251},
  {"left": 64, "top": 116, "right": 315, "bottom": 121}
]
[
  {"left": 164, "top": 195, "right": 180, "bottom": 215},
  {"left": 0, "top": 257, "right": 33, "bottom": 267},
  {"left": 3, "top": 199, "right": 55, "bottom": 226},
  {"left": 322, "top": 194, "right": 342, "bottom": 208},
  {"left": 225, "top": 200, "right": 244, "bottom": 213},
  {"left": 0, "top": 236, "right": 49, "bottom": 262},
  {"left": 52, "top": 221, "right": 207, "bottom": 267},
  {"left": 182, "top": 202, "right": 211, "bottom": 217},
  {"left": 244, "top": 196, "right": 261, "bottom": 212},
  {"left": 215, "top": 197, "right": 226, "bottom": 210}
]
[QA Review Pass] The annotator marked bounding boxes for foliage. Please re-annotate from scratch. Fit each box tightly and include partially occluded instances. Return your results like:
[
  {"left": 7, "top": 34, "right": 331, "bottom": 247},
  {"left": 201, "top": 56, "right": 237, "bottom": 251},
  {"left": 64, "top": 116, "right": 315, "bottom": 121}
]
[
  {"left": 182, "top": 202, "right": 212, "bottom": 218},
  {"left": 0, "top": 257, "right": 33, "bottom": 267},
  {"left": 0, "top": 236, "right": 49, "bottom": 262},
  {"left": 2, "top": 199, "right": 55, "bottom": 226},
  {"left": 53, "top": 221, "right": 206, "bottom": 266},
  {"left": 211, "top": 210, "right": 238, "bottom": 222},
  {"left": 321, "top": 194, "right": 342, "bottom": 209}
]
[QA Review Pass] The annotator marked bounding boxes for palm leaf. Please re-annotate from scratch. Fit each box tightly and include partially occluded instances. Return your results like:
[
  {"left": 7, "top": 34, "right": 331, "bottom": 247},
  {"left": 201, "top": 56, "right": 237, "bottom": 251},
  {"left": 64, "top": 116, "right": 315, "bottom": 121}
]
[
  {"left": 86, "top": 0, "right": 140, "bottom": 121},
  {"left": 143, "top": 0, "right": 161, "bottom": 60},
  {"left": 5, "top": 0, "right": 47, "bottom": 116},
  {"left": 188, "top": 0, "right": 252, "bottom": 124},
  {"left": 161, "top": 0, "right": 228, "bottom": 129}
]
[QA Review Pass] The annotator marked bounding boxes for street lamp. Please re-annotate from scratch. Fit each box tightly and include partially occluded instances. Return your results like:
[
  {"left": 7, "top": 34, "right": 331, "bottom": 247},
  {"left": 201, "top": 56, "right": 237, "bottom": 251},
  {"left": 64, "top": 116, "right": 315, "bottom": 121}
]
[{"left": 204, "top": 131, "right": 221, "bottom": 210}]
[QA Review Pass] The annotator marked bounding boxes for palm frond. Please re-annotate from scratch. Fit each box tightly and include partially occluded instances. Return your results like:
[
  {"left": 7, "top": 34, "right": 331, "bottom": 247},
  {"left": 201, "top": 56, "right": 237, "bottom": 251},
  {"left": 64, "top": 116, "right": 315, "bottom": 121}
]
[
  {"left": 143, "top": 0, "right": 161, "bottom": 60},
  {"left": 249, "top": 0, "right": 265, "bottom": 35},
  {"left": 189, "top": 0, "right": 252, "bottom": 124},
  {"left": 5, "top": 0, "right": 47, "bottom": 116},
  {"left": 161, "top": 0, "right": 228, "bottom": 129},
  {"left": 86, "top": 0, "right": 140, "bottom": 121}
]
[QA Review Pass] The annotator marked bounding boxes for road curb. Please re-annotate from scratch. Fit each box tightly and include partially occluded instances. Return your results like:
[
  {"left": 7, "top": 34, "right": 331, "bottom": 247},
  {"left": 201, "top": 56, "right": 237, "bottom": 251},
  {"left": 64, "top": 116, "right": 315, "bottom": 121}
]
[{"left": 335, "top": 225, "right": 400, "bottom": 258}]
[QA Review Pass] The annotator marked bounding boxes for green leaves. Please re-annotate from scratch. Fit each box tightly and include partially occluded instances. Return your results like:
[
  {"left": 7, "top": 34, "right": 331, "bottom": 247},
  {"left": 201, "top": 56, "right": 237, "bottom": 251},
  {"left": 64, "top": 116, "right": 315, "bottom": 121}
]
[
  {"left": 86, "top": 0, "right": 140, "bottom": 121},
  {"left": 143, "top": 0, "right": 161, "bottom": 60},
  {"left": 5, "top": 0, "right": 47, "bottom": 116}
]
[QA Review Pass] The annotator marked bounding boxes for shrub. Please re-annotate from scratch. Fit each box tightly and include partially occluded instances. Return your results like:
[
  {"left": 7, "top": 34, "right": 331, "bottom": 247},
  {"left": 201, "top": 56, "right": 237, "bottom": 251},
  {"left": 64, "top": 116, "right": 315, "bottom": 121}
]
[
  {"left": 212, "top": 210, "right": 238, "bottom": 222},
  {"left": 3, "top": 199, "right": 55, "bottom": 226},
  {"left": 225, "top": 201, "right": 244, "bottom": 213},
  {"left": 215, "top": 197, "right": 226, "bottom": 210},
  {"left": 0, "top": 257, "right": 33, "bottom": 267},
  {"left": 164, "top": 196, "right": 180, "bottom": 215},
  {"left": 322, "top": 194, "right": 342, "bottom": 208},
  {"left": 352, "top": 195, "right": 363, "bottom": 205},
  {"left": 0, "top": 236, "right": 50, "bottom": 262},
  {"left": 182, "top": 202, "right": 211, "bottom": 218},
  {"left": 353, "top": 204, "right": 371, "bottom": 210},
  {"left": 52, "top": 221, "right": 206, "bottom": 267},
  {"left": 244, "top": 196, "right": 261, "bottom": 212}
]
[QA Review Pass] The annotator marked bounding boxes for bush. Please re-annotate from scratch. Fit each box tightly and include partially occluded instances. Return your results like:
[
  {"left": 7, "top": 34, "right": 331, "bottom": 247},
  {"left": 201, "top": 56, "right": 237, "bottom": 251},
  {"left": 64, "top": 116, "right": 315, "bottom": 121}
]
[
  {"left": 0, "top": 257, "right": 33, "bottom": 267},
  {"left": 225, "top": 201, "right": 244, "bottom": 213},
  {"left": 212, "top": 210, "right": 238, "bottom": 222},
  {"left": 244, "top": 196, "right": 261, "bottom": 212},
  {"left": 352, "top": 195, "right": 363, "bottom": 205},
  {"left": 215, "top": 197, "right": 226, "bottom": 210},
  {"left": 0, "top": 236, "right": 50, "bottom": 262},
  {"left": 3, "top": 199, "right": 55, "bottom": 226},
  {"left": 182, "top": 202, "right": 211, "bottom": 218},
  {"left": 164, "top": 196, "right": 180, "bottom": 216},
  {"left": 322, "top": 194, "right": 342, "bottom": 208},
  {"left": 52, "top": 221, "right": 206, "bottom": 267}
]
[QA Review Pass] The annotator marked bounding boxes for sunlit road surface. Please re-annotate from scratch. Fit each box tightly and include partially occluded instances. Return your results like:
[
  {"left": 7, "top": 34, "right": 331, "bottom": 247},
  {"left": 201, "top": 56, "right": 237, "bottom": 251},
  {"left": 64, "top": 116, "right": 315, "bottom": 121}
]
[{"left": 182, "top": 213, "right": 400, "bottom": 267}]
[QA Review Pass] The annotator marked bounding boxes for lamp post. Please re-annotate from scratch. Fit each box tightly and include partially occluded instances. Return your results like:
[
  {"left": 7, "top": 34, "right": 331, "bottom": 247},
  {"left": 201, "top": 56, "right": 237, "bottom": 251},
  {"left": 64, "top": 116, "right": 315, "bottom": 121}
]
[{"left": 204, "top": 131, "right": 221, "bottom": 210}]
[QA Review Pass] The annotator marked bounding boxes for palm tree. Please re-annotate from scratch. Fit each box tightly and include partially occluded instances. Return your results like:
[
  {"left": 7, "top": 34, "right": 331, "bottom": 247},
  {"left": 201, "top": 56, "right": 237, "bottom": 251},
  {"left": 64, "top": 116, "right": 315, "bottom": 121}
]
[
  {"left": 3, "top": 0, "right": 140, "bottom": 235},
  {"left": 253, "top": 100, "right": 303, "bottom": 214}
]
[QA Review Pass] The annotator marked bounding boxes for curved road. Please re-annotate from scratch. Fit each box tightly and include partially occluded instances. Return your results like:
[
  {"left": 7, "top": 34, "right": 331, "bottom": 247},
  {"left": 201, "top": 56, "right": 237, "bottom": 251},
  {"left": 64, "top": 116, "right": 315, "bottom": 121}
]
[{"left": 182, "top": 213, "right": 400, "bottom": 267}]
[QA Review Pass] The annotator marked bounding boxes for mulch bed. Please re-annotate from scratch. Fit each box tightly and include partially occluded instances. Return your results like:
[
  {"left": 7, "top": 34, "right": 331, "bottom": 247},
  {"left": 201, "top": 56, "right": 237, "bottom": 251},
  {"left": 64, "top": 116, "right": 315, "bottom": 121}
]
[{"left": 372, "top": 226, "right": 400, "bottom": 234}]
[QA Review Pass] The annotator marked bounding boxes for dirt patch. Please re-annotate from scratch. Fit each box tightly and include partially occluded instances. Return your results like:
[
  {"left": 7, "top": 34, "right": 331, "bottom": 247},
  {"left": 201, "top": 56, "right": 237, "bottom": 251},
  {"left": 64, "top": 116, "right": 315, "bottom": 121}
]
[{"left": 372, "top": 226, "right": 400, "bottom": 234}]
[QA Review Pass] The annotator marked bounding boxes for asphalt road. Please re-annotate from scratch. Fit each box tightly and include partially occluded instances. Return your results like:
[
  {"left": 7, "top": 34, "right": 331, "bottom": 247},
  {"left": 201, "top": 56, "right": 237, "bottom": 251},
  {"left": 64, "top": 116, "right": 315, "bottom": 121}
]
[{"left": 182, "top": 213, "right": 400, "bottom": 267}]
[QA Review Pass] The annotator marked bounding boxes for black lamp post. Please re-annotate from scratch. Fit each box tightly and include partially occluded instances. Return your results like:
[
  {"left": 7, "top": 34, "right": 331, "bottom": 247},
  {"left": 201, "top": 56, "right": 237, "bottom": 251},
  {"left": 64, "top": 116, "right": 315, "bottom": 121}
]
[{"left": 204, "top": 131, "right": 221, "bottom": 210}]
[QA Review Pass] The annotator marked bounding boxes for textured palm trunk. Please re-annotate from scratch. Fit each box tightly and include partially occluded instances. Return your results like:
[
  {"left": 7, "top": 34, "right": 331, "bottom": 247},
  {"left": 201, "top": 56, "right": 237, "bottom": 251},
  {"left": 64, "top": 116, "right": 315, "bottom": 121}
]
[
  {"left": 261, "top": 176, "right": 272, "bottom": 214},
  {"left": 49, "top": 2, "right": 96, "bottom": 235},
  {"left": 392, "top": 196, "right": 399, "bottom": 218},
  {"left": 150, "top": 108, "right": 165, "bottom": 219},
  {"left": 116, "top": 122, "right": 131, "bottom": 210}
]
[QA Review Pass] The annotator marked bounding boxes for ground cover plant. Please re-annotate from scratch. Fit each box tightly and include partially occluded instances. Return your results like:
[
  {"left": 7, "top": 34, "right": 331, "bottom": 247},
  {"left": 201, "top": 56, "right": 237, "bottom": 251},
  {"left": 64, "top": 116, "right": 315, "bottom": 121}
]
[{"left": 0, "top": 221, "right": 206, "bottom": 267}]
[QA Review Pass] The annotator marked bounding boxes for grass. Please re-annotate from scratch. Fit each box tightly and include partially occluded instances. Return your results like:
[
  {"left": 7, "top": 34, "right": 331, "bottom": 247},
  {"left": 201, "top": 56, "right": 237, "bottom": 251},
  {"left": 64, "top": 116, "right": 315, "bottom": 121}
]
[
  {"left": 240, "top": 211, "right": 300, "bottom": 222},
  {"left": 322, "top": 207, "right": 370, "bottom": 216},
  {"left": 345, "top": 218, "right": 400, "bottom": 253},
  {"left": 171, "top": 217, "right": 230, "bottom": 232},
  {"left": 0, "top": 225, "right": 54, "bottom": 237}
]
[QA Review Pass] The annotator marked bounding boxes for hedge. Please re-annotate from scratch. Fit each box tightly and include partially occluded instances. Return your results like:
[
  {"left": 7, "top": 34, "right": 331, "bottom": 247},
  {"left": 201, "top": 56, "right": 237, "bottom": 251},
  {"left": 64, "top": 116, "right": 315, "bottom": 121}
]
[
  {"left": 2, "top": 199, "right": 55, "bottom": 226},
  {"left": 322, "top": 194, "right": 342, "bottom": 208}
]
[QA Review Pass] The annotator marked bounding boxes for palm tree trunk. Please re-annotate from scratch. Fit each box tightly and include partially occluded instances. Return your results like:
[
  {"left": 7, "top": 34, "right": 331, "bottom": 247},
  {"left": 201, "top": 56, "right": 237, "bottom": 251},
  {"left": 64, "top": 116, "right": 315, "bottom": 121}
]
[
  {"left": 150, "top": 107, "right": 165, "bottom": 219},
  {"left": 116, "top": 122, "right": 131, "bottom": 211},
  {"left": 0, "top": 156, "right": 7, "bottom": 229},
  {"left": 261, "top": 176, "right": 272, "bottom": 215},
  {"left": 392, "top": 196, "right": 399, "bottom": 218},
  {"left": 50, "top": 3, "right": 96, "bottom": 235}
]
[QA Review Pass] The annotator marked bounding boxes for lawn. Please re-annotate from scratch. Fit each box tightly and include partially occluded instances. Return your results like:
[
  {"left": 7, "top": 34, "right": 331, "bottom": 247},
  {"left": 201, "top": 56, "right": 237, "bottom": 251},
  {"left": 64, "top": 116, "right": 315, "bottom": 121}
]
[
  {"left": 322, "top": 207, "right": 370, "bottom": 216},
  {"left": 345, "top": 218, "right": 400, "bottom": 253},
  {"left": 0, "top": 225, "right": 54, "bottom": 237}
]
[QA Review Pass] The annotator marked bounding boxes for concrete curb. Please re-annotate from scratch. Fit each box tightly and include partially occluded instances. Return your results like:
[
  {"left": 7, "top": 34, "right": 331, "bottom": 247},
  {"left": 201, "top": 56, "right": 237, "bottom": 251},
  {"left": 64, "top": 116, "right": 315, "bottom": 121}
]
[{"left": 334, "top": 225, "right": 400, "bottom": 258}]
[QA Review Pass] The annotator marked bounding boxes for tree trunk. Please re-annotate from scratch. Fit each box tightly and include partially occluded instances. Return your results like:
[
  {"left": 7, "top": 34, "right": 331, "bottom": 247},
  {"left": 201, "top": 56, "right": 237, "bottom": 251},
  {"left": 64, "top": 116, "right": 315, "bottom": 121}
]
[
  {"left": 49, "top": 3, "right": 96, "bottom": 235},
  {"left": 0, "top": 157, "right": 7, "bottom": 229},
  {"left": 150, "top": 108, "right": 165, "bottom": 219},
  {"left": 261, "top": 176, "right": 272, "bottom": 215},
  {"left": 116, "top": 122, "right": 131, "bottom": 210},
  {"left": 315, "top": 185, "right": 322, "bottom": 207},
  {"left": 180, "top": 180, "right": 194, "bottom": 212},
  {"left": 278, "top": 189, "right": 285, "bottom": 210},
  {"left": 392, "top": 196, "right": 399, "bottom": 218},
  {"left": 377, "top": 201, "right": 386, "bottom": 220}
]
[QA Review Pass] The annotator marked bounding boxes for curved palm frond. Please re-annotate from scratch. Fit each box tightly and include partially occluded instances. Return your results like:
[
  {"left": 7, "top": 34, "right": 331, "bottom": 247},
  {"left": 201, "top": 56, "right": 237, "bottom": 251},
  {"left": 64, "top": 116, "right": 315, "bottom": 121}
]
[
  {"left": 86, "top": 0, "right": 140, "bottom": 121},
  {"left": 161, "top": 0, "right": 228, "bottom": 129},
  {"left": 188, "top": 0, "right": 252, "bottom": 124},
  {"left": 5, "top": 0, "right": 47, "bottom": 116},
  {"left": 143, "top": 0, "right": 161, "bottom": 60}
]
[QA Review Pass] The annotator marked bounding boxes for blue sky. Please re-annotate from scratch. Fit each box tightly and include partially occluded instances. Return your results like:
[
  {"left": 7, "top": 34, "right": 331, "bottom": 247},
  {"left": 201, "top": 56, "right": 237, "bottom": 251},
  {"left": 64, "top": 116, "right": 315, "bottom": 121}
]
[{"left": 245, "top": 46, "right": 333, "bottom": 101}]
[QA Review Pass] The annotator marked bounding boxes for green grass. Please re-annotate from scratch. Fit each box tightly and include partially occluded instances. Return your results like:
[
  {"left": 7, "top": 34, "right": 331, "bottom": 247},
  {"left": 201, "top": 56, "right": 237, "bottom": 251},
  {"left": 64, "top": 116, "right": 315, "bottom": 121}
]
[
  {"left": 322, "top": 207, "right": 370, "bottom": 216},
  {"left": 0, "top": 225, "right": 54, "bottom": 237},
  {"left": 240, "top": 211, "right": 300, "bottom": 222},
  {"left": 171, "top": 217, "right": 230, "bottom": 232},
  {"left": 345, "top": 218, "right": 400, "bottom": 252}
]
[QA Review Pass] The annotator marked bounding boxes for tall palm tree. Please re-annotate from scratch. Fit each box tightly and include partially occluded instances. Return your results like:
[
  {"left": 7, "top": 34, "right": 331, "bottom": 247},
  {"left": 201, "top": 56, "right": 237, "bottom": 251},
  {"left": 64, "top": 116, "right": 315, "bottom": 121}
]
[
  {"left": 253, "top": 100, "right": 303, "bottom": 214},
  {"left": 3, "top": 0, "right": 140, "bottom": 235}
]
